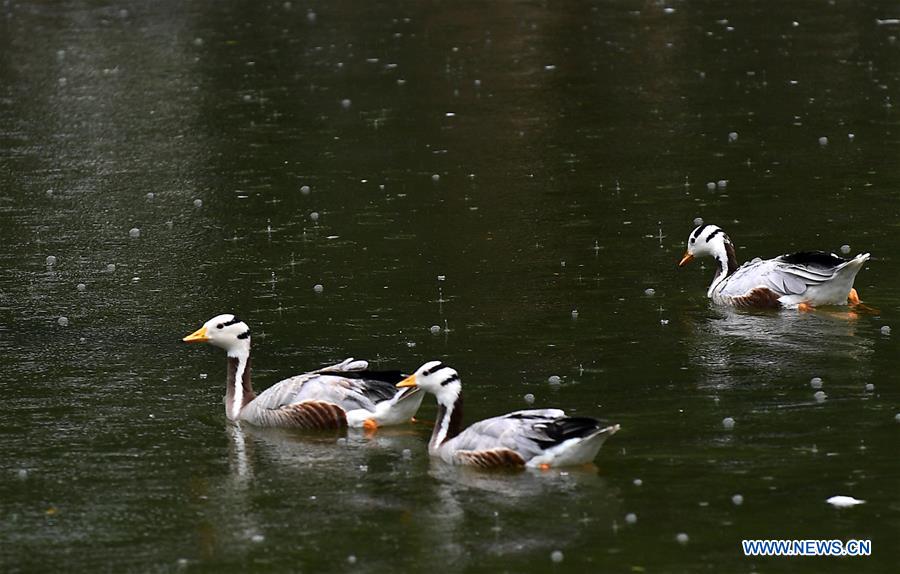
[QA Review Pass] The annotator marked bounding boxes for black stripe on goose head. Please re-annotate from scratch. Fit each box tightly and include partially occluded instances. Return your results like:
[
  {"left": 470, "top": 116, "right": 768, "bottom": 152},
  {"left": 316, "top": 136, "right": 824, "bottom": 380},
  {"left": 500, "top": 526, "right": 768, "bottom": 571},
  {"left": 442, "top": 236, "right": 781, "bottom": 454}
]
[
  {"left": 440, "top": 372, "right": 460, "bottom": 387},
  {"left": 691, "top": 224, "right": 710, "bottom": 239},
  {"left": 237, "top": 329, "right": 251, "bottom": 339},
  {"left": 421, "top": 362, "right": 447, "bottom": 377}
]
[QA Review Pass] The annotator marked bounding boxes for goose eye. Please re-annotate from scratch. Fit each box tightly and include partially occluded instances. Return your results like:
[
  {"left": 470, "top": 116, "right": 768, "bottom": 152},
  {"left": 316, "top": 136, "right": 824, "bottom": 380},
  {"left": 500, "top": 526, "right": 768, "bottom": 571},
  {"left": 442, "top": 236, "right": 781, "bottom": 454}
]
[
  {"left": 216, "top": 324, "right": 224, "bottom": 329},
  {"left": 690, "top": 238, "right": 695, "bottom": 244}
]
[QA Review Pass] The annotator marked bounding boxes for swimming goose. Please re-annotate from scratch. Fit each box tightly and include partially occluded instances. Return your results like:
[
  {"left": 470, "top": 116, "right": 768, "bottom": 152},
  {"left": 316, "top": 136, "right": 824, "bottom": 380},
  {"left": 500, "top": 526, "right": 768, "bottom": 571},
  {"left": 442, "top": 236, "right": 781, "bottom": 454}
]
[
  {"left": 397, "top": 361, "right": 620, "bottom": 469},
  {"left": 678, "top": 224, "right": 870, "bottom": 309},
  {"left": 182, "top": 314, "right": 424, "bottom": 429}
]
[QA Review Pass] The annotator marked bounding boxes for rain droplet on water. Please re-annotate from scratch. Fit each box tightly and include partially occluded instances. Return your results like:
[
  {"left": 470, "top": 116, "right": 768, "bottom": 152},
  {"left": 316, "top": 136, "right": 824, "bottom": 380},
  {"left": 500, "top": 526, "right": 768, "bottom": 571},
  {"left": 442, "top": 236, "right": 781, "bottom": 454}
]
[
  {"left": 550, "top": 550, "right": 564, "bottom": 563},
  {"left": 728, "top": 131, "right": 738, "bottom": 142},
  {"left": 46, "top": 255, "right": 57, "bottom": 266},
  {"left": 848, "top": 133, "right": 855, "bottom": 141},
  {"left": 57, "top": 316, "right": 69, "bottom": 327},
  {"left": 309, "top": 212, "right": 320, "bottom": 222},
  {"left": 571, "top": 309, "right": 579, "bottom": 319},
  {"left": 431, "top": 174, "right": 441, "bottom": 182},
  {"left": 676, "top": 533, "right": 690, "bottom": 545},
  {"left": 401, "top": 449, "right": 412, "bottom": 460},
  {"left": 77, "top": 283, "right": 86, "bottom": 292},
  {"left": 895, "top": 413, "right": 900, "bottom": 423},
  {"left": 193, "top": 199, "right": 203, "bottom": 208},
  {"left": 17, "top": 469, "right": 28, "bottom": 480},
  {"left": 129, "top": 227, "right": 140, "bottom": 238},
  {"left": 840, "top": 244, "right": 851, "bottom": 255},
  {"left": 732, "top": 494, "right": 744, "bottom": 506},
  {"left": 313, "top": 284, "right": 324, "bottom": 294},
  {"left": 717, "top": 180, "right": 728, "bottom": 189},
  {"left": 250, "top": 534, "right": 264, "bottom": 543},
  {"left": 523, "top": 393, "right": 535, "bottom": 405},
  {"left": 146, "top": 192, "right": 155, "bottom": 200},
  {"left": 706, "top": 182, "right": 716, "bottom": 191},
  {"left": 722, "top": 417, "right": 735, "bottom": 430},
  {"left": 107, "top": 263, "right": 116, "bottom": 273},
  {"left": 625, "top": 513, "right": 637, "bottom": 525},
  {"left": 341, "top": 98, "right": 352, "bottom": 109},
  {"left": 347, "top": 555, "right": 357, "bottom": 565},
  {"left": 430, "top": 325, "right": 441, "bottom": 335},
  {"left": 818, "top": 136, "right": 829, "bottom": 146},
  {"left": 814, "top": 390, "right": 827, "bottom": 402},
  {"left": 865, "top": 383, "right": 874, "bottom": 392},
  {"left": 880, "top": 325, "right": 891, "bottom": 335},
  {"left": 644, "top": 288, "right": 656, "bottom": 296},
  {"left": 547, "top": 375, "right": 561, "bottom": 385},
  {"left": 633, "top": 478, "right": 643, "bottom": 486},
  {"left": 810, "top": 377, "right": 823, "bottom": 389},
  {"left": 693, "top": 217, "right": 704, "bottom": 226},
  {"left": 300, "top": 185, "right": 311, "bottom": 195}
]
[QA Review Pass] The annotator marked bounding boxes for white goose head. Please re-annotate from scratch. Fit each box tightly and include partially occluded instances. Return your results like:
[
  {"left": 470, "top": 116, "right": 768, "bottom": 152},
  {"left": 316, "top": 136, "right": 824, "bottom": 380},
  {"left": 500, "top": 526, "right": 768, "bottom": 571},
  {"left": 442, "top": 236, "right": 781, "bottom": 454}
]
[
  {"left": 397, "top": 360, "right": 461, "bottom": 406},
  {"left": 679, "top": 224, "right": 731, "bottom": 266},
  {"left": 183, "top": 314, "right": 252, "bottom": 357}
]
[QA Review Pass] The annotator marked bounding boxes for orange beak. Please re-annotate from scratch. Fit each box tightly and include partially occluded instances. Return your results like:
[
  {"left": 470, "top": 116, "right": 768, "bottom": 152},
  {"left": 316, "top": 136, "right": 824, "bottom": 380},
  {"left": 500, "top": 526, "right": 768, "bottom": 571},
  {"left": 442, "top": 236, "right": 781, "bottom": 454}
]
[
  {"left": 182, "top": 325, "right": 209, "bottom": 343},
  {"left": 678, "top": 252, "right": 694, "bottom": 267},
  {"left": 396, "top": 374, "right": 417, "bottom": 388}
]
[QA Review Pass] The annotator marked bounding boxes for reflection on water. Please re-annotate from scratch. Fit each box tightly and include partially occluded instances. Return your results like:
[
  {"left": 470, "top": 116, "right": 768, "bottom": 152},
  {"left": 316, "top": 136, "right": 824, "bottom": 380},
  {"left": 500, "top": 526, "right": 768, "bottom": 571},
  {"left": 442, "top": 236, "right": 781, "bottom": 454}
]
[{"left": 690, "top": 307, "right": 874, "bottom": 387}]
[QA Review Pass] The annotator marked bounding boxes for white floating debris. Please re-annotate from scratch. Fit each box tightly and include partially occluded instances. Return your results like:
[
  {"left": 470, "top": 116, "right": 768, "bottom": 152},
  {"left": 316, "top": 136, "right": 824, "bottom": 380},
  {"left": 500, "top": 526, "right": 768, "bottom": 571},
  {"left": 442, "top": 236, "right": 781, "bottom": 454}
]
[
  {"left": 644, "top": 288, "right": 656, "bottom": 296},
  {"left": 547, "top": 375, "right": 561, "bottom": 385},
  {"left": 840, "top": 244, "right": 851, "bottom": 254},
  {"left": 523, "top": 393, "right": 535, "bottom": 405},
  {"left": 76, "top": 283, "right": 86, "bottom": 292},
  {"left": 693, "top": 217, "right": 704, "bottom": 226},
  {"left": 313, "top": 284, "right": 324, "bottom": 294},
  {"left": 146, "top": 192, "right": 155, "bottom": 200},
  {"left": 728, "top": 131, "right": 738, "bottom": 143},
  {"left": 129, "top": 227, "right": 141, "bottom": 238},
  {"left": 429, "top": 325, "right": 441, "bottom": 335},
  {"left": 865, "top": 383, "right": 875, "bottom": 392},
  {"left": 880, "top": 325, "right": 891, "bottom": 335},
  {"left": 826, "top": 495, "right": 865, "bottom": 508},
  {"left": 309, "top": 212, "right": 320, "bottom": 221},
  {"left": 810, "top": 377, "right": 823, "bottom": 389},
  {"left": 341, "top": 98, "right": 352, "bottom": 109},
  {"left": 732, "top": 494, "right": 744, "bottom": 506},
  {"left": 625, "top": 512, "right": 638, "bottom": 524},
  {"left": 300, "top": 185, "right": 311, "bottom": 195},
  {"left": 550, "top": 550, "right": 564, "bottom": 563},
  {"left": 706, "top": 182, "right": 716, "bottom": 191},
  {"left": 193, "top": 199, "right": 203, "bottom": 208},
  {"left": 57, "top": 316, "right": 69, "bottom": 327},
  {"left": 818, "top": 136, "right": 829, "bottom": 146},
  {"left": 722, "top": 417, "right": 735, "bottom": 430},
  {"left": 431, "top": 173, "right": 440, "bottom": 182},
  {"left": 814, "top": 390, "right": 827, "bottom": 402},
  {"left": 46, "top": 255, "right": 57, "bottom": 266},
  {"left": 633, "top": 478, "right": 643, "bottom": 486},
  {"left": 571, "top": 309, "right": 579, "bottom": 319},
  {"left": 676, "top": 533, "right": 690, "bottom": 545}
]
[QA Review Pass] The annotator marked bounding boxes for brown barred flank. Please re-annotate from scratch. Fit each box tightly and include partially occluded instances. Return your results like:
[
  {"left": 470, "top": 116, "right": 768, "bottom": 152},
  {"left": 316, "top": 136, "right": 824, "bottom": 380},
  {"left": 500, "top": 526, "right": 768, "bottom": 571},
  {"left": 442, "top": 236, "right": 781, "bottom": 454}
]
[
  {"left": 277, "top": 401, "right": 348, "bottom": 430},
  {"left": 457, "top": 449, "right": 526, "bottom": 468},
  {"left": 732, "top": 287, "right": 782, "bottom": 309}
]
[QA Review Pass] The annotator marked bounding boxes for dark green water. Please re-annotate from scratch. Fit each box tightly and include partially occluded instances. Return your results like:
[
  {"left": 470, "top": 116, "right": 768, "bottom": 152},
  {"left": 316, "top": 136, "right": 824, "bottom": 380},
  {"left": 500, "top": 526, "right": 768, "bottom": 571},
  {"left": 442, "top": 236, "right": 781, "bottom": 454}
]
[{"left": 2, "top": 1, "right": 898, "bottom": 572}]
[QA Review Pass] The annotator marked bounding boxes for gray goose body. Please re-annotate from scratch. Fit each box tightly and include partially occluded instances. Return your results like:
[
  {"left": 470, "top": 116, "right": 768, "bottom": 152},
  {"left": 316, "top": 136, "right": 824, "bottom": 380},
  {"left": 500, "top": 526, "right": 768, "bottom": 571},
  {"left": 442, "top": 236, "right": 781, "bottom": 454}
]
[
  {"left": 679, "top": 224, "right": 870, "bottom": 308},
  {"left": 184, "top": 314, "right": 423, "bottom": 429},
  {"left": 398, "top": 361, "right": 619, "bottom": 468}
]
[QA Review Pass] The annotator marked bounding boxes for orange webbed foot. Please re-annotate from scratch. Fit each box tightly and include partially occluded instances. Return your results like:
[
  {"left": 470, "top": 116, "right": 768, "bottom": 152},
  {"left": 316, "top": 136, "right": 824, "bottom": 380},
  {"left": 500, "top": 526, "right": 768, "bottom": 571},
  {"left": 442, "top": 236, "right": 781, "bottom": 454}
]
[
  {"left": 798, "top": 302, "right": 814, "bottom": 312},
  {"left": 362, "top": 418, "right": 379, "bottom": 435},
  {"left": 538, "top": 463, "right": 551, "bottom": 471},
  {"left": 848, "top": 288, "right": 861, "bottom": 306}
]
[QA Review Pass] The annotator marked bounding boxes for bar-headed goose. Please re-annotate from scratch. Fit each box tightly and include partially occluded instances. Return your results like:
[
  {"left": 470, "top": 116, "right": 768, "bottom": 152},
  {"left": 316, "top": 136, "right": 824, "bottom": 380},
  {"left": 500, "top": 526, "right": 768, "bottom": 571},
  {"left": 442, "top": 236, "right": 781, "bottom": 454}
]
[
  {"left": 678, "top": 224, "right": 870, "bottom": 310},
  {"left": 183, "top": 314, "right": 423, "bottom": 429},
  {"left": 397, "top": 361, "right": 619, "bottom": 469}
]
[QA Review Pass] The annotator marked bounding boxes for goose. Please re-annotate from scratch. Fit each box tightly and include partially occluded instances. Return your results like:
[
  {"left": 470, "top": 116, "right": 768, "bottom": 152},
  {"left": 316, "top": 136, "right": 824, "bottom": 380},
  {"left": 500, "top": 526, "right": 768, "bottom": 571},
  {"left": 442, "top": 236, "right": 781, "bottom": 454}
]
[
  {"left": 396, "top": 361, "right": 620, "bottom": 469},
  {"left": 182, "top": 314, "right": 424, "bottom": 429},
  {"left": 678, "top": 224, "right": 870, "bottom": 310}
]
